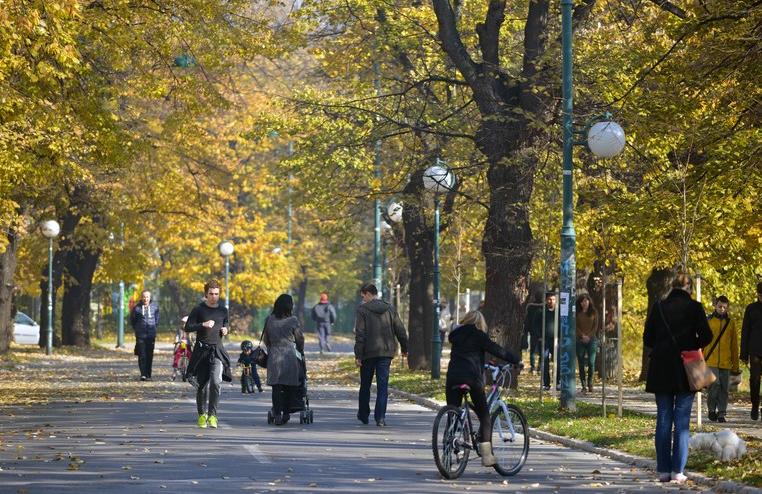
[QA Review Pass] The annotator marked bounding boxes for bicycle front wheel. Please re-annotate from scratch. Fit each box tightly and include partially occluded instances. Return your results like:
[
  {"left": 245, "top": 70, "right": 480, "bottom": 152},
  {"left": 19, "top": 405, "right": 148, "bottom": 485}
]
[
  {"left": 490, "top": 403, "right": 529, "bottom": 476},
  {"left": 432, "top": 405, "right": 469, "bottom": 479}
]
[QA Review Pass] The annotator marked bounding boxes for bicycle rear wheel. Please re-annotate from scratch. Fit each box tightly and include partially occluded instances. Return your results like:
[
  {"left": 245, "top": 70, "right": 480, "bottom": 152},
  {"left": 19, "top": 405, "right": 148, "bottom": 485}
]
[
  {"left": 490, "top": 403, "right": 529, "bottom": 476},
  {"left": 432, "top": 405, "right": 469, "bottom": 479}
]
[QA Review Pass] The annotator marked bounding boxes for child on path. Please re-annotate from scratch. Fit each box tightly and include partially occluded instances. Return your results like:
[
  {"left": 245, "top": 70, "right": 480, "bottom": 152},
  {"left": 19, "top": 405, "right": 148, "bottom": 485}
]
[
  {"left": 238, "top": 340, "right": 263, "bottom": 394},
  {"left": 172, "top": 338, "right": 192, "bottom": 381}
]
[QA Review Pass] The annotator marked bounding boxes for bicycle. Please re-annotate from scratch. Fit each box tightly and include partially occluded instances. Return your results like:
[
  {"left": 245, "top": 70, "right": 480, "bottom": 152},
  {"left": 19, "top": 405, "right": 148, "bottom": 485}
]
[
  {"left": 172, "top": 354, "right": 189, "bottom": 382},
  {"left": 432, "top": 363, "right": 529, "bottom": 479}
]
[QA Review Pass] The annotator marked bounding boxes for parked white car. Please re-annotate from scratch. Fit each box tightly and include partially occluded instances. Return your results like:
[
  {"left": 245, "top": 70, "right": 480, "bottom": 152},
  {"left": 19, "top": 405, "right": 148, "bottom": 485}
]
[{"left": 13, "top": 311, "right": 40, "bottom": 345}]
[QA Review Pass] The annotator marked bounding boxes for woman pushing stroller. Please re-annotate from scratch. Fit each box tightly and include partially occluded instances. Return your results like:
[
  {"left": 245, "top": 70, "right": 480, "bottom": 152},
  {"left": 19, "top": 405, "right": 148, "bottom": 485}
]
[{"left": 263, "top": 294, "right": 305, "bottom": 425}]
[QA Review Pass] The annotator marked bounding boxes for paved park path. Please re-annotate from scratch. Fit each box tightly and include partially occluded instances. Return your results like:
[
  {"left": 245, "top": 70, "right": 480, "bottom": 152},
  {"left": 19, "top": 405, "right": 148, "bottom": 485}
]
[{"left": 0, "top": 342, "right": 709, "bottom": 494}]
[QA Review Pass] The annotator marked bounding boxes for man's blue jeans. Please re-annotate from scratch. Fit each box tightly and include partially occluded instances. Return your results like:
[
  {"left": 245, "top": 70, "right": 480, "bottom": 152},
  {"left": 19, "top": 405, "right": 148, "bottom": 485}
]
[
  {"left": 358, "top": 357, "right": 392, "bottom": 423},
  {"left": 654, "top": 392, "right": 694, "bottom": 475}
]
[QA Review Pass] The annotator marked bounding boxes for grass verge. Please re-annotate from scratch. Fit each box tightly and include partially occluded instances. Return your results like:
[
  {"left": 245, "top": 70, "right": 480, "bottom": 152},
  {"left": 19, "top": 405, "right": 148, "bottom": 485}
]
[{"left": 336, "top": 357, "right": 762, "bottom": 487}]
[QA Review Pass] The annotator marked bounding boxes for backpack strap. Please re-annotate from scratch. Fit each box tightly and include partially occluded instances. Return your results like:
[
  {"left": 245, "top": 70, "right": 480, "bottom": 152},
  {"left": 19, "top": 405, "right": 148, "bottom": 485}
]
[{"left": 704, "top": 318, "right": 731, "bottom": 361}]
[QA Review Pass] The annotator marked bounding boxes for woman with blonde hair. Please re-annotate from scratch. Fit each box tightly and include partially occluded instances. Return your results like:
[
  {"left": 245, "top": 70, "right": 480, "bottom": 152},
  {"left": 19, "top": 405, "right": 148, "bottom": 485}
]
[{"left": 445, "top": 310, "right": 520, "bottom": 467}]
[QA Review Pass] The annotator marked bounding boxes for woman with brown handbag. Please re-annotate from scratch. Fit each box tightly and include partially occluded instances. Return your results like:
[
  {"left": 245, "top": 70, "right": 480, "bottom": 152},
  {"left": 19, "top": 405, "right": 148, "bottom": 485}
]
[{"left": 643, "top": 272, "right": 712, "bottom": 484}]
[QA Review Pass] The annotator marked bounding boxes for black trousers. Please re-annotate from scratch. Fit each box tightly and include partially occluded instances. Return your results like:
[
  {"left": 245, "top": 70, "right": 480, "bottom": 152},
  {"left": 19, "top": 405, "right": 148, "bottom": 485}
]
[
  {"left": 271, "top": 384, "right": 298, "bottom": 417},
  {"left": 445, "top": 378, "right": 491, "bottom": 442},
  {"left": 136, "top": 337, "right": 155, "bottom": 378},
  {"left": 751, "top": 354, "right": 762, "bottom": 413}
]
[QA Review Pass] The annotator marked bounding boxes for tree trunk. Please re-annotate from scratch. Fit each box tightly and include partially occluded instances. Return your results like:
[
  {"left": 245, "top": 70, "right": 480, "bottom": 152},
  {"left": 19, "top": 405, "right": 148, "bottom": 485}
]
[
  {"left": 431, "top": 0, "right": 554, "bottom": 356},
  {"left": 60, "top": 240, "right": 102, "bottom": 346},
  {"left": 0, "top": 229, "right": 19, "bottom": 353},
  {"left": 480, "top": 148, "right": 535, "bottom": 354},
  {"left": 638, "top": 267, "right": 675, "bottom": 381},
  {"left": 163, "top": 279, "right": 187, "bottom": 320},
  {"left": 403, "top": 175, "right": 434, "bottom": 370},
  {"left": 295, "top": 265, "right": 308, "bottom": 326}
]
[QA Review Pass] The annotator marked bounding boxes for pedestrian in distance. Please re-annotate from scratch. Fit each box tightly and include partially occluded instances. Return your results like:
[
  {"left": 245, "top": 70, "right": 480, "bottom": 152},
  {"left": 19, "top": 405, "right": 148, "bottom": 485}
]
[
  {"left": 354, "top": 283, "right": 408, "bottom": 427},
  {"left": 184, "top": 279, "right": 233, "bottom": 429},
  {"left": 263, "top": 294, "right": 305, "bottom": 425},
  {"left": 541, "top": 292, "right": 557, "bottom": 390},
  {"left": 740, "top": 281, "right": 762, "bottom": 420},
  {"left": 644, "top": 272, "right": 712, "bottom": 484},
  {"left": 704, "top": 295, "right": 739, "bottom": 423},
  {"left": 438, "top": 301, "right": 451, "bottom": 355},
  {"left": 238, "top": 340, "right": 263, "bottom": 394},
  {"left": 446, "top": 310, "right": 520, "bottom": 466},
  {"left": 130, "top": 289, "right": 159, "bottom": 381},
  {"left": 522, "top": 292, "right": 543, "bottom": 374},
  {"left": 575, "top": 293, "right": 599, "bottom": 393},
  {"left": 311, "top": 292, "right": 336, "bottom": 353}
]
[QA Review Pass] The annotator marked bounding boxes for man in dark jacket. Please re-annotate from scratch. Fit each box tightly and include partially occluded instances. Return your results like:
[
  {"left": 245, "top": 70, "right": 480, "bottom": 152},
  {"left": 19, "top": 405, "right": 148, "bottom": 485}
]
[
  {"left": 541, "top": 293, "right": 558, "bottom": 390},
  {"left": 311, "top": 292, "right": 337, "bottom": 353},
  {"left": 522, "top": 296, "right": 543, "bottom": 374},
  {"left": 354, "top": 283, "right": 408, "bottom": 427},
  {"left": 130, "top": 290, "right": 159, "bottom": 381},
  {"left": 741, "top": 282, "right": 762, "bottom": 420}
]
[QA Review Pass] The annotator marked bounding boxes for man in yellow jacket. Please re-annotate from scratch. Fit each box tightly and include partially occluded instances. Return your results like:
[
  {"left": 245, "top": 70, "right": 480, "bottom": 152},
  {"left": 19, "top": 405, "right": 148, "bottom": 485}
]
[{"left": 704, "top": 295, "right": 740, "bottom": 422}]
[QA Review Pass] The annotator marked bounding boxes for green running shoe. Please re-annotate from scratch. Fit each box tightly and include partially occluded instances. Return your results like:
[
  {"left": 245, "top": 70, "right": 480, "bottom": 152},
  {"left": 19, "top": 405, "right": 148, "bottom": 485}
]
[
  {"left": 197, "top": 414, "right": 208, "bottom": 428},
  {"left": 207, "top": 415, "right": 218, "bottom": 428}
]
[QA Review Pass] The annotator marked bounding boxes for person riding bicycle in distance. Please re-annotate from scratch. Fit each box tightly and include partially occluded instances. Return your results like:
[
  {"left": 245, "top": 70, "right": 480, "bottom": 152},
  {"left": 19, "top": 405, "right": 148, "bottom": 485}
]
[{"left": 446, "top": 310, "right": 520, "bottom": 467}]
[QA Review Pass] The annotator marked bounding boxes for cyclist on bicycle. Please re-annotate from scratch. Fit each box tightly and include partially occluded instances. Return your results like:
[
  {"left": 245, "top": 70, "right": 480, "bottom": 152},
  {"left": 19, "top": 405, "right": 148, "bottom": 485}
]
[{"left": 446, "top": 310, "right": 520, "bottom": 467}]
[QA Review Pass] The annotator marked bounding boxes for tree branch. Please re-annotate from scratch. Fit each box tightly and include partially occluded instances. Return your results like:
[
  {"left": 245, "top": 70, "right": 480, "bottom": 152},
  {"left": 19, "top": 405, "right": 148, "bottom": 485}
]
[
  {"left": 431, "top": 0, "right": 479, "bottom": 85},
  {"left": 475, "top": 0, "right": 507, "bottom": 68},
  {"left": 646, "top": 0, "right": 688, "bottom": 19}
]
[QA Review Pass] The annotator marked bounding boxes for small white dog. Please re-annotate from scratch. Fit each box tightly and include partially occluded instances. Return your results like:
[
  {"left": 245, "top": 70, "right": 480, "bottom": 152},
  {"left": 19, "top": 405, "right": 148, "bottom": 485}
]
[{"left": 689, "top": 429, "right": 747, "bottom": 462}]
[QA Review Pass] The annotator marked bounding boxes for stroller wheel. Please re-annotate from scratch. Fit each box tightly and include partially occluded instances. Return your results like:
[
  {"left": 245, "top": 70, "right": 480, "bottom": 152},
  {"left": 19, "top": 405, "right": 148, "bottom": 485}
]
[
  {"left": 308, "top": 410, "right": 314, "bottom": 424},
  {"left": 267, "top": 410, "right": 274, "bottom": 424}
]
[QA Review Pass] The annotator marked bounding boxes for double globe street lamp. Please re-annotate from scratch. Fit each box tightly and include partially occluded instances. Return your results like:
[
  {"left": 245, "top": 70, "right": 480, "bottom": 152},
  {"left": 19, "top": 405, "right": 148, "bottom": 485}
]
[
  {"left": 423, "top": 161, "right": 456, "bottom": 379},
  {"left": 218, "top": 241, "right": 234, "bottom": 311},
  {"left": 40, "top": 220, "right": 60, "bottom": 355}
]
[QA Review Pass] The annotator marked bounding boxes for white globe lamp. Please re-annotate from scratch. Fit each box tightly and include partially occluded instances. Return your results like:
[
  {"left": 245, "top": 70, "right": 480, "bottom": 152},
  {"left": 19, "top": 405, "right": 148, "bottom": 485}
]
[
  {"left": 218, "top": 241, "right": 234, "bottom": 257},
  {"left": 40, "top": 220, "right": 61, "bottom": 239},
  {"left": 423, "top": 164, "right": 455, "bottom": 194},
  {"left": 587, "top": 121, "right": 626, "bottom": 158},
  {"left": 387, "top": 202, "right": 403, "bottom": 223}
]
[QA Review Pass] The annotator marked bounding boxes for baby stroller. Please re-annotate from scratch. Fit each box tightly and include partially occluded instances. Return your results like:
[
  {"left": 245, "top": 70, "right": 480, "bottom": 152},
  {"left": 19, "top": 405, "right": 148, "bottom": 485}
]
[{"left": 267, "top": 354, "right": 314, "bottom": 424}]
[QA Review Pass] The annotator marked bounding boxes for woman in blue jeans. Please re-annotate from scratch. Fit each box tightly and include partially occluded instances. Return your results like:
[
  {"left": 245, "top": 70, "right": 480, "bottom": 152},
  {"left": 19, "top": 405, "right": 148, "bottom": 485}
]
[{"left": 644, "top": 273, "right": 712, "bottom": 483}]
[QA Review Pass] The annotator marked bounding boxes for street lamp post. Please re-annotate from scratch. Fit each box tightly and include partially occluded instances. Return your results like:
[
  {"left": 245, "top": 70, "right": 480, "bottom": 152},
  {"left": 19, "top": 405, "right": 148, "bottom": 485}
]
[
  {"left": 219, "top": 241, "right": 234, "bottom": 311},
  {"left": 372, "top": 61, "right": 383, "bottom": 297},
  {"left": 559, "top": 0, "right": 626, "bottom": 411},
  {"left": 40, "top": 220, "right": 60, "bottom": 355},
  {"left": 423, "top": 161, "right": 456, "bottom": 379}
]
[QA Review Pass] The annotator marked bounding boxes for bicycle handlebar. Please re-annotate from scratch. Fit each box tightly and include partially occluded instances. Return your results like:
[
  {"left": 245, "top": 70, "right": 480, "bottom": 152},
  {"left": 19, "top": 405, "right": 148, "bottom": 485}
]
[{"left": 485, "top": 362, "right": 523, "bottom": 369}]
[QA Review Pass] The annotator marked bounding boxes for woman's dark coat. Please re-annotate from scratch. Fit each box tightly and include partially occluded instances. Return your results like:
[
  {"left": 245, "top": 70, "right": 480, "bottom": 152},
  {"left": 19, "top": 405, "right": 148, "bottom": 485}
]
[
  {"left": 643, "top": 288, "right": 712, "bottom": 394},
  {"left": 262, "top": 315, "right": 305, "bottom": 386}
]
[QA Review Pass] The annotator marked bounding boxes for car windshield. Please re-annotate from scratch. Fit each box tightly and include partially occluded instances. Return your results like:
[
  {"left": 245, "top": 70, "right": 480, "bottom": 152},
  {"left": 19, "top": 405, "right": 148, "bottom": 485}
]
[{"left": 14, "top": 312, "right": 36, "bottom": 325}]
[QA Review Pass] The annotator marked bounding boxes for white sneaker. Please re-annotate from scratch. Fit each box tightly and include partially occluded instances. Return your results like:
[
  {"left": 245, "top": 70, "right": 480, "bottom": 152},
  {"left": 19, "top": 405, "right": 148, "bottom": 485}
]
[{"left": 671, "top": 472, "right": 687, "bottom": 484}]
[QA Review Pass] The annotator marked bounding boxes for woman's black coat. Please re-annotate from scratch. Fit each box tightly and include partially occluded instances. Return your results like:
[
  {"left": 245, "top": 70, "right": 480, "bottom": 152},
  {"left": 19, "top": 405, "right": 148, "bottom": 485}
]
[{"left": 643, "top": 288, "right": 712, "bottom": 394}]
